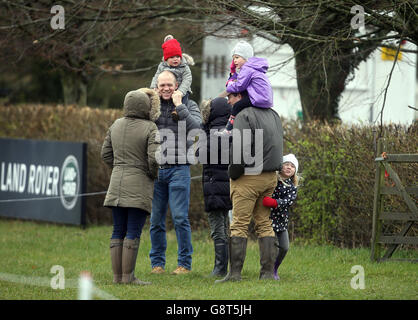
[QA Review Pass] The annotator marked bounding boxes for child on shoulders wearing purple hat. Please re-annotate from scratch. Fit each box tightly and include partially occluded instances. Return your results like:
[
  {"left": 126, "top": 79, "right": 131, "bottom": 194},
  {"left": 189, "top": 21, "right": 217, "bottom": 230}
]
[{"left": 216, "top": 40, "right": 274, "bottom": 136}]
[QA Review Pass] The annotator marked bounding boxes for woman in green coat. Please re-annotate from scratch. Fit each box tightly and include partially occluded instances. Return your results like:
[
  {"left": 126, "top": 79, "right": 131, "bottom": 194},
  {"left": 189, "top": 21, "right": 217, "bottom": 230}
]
[{"left": 101, "top": 87, "right": 161, "bottom": 285}]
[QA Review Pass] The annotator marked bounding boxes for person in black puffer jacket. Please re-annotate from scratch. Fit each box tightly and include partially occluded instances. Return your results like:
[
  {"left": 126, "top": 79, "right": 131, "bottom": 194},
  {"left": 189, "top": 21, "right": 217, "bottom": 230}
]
[{"left": 200, "top": 97, "right": 232, "bottom": 277}]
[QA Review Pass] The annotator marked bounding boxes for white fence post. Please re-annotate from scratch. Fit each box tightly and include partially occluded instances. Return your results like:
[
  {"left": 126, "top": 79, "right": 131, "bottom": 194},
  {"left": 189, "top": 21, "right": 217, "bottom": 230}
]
[{"left": 78, "top": 271, "right": 93, "bottom": 300}]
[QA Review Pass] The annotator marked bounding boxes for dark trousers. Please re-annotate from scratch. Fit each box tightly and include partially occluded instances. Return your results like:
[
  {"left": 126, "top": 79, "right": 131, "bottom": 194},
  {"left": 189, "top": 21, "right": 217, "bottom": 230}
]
[
  {"left": 111, "top": 207, "right": 147, "bottom": 240},
  {"left": 231, "top": 94, "right": 253, "bottom": 117},
  {"left": 274, "top": 230, "right": 289, "bottom": 270},
  {"left": 207, "top": 210, "right": 230, "bottom": 242},
  {"left": 226, "top": 95, "right": 253, "bottom": 131},
  {"left": 181, "top": 92, "right": 190, "bottom": 105}
]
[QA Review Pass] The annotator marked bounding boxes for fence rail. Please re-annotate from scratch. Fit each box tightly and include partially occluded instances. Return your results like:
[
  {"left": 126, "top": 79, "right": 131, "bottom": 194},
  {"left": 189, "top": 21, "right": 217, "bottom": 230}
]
[{"left": 370, "top": 139, "right": 418, "bottom": 262}]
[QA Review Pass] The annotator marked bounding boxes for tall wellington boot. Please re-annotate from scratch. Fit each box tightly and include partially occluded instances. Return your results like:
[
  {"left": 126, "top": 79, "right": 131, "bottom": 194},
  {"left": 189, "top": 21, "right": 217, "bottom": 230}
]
[
  {"left": 110, "top": 238, "right": 123, "bottom": 283},
  {"left": 258, "top": 237, "right": 277, "bottom": 280},
  {"left": 121, "top": 238, "right": 151, "bottom": 285},
  {"left": 210, "top": 240, "right": 229, "bottom": 277},
  {"left": 215, "top": 237, "right": 247, "bottom": 283}
]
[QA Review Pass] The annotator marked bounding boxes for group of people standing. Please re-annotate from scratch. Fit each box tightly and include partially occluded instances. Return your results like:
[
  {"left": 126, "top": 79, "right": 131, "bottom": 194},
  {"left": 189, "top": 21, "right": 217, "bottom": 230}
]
[{"left": 101, "top": 36, "right": 299, "bottom": 286}]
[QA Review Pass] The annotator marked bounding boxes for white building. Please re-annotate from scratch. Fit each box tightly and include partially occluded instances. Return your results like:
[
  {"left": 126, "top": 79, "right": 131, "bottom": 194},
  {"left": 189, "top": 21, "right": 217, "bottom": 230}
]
[{"left": 201, "top": 36, "right": 417, "bottom": 125}]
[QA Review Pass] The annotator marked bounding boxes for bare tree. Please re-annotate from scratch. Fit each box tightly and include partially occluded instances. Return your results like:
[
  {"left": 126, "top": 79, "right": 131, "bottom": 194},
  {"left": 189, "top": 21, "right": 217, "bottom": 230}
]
[
  {"left": 0, "top": 0, "right": 200, "bottom": 105},
  {"left": 2, "top": 0, "right": 416, "bottom": 115},
  {"left": 193, "top": 0, "right": 418, "bottom": 122}
]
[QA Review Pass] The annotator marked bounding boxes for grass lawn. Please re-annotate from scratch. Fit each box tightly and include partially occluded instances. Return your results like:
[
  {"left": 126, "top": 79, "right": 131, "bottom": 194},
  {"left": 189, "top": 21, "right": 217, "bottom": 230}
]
[{"left": 0, "top": 219, "right": 416, "bottom": 300}]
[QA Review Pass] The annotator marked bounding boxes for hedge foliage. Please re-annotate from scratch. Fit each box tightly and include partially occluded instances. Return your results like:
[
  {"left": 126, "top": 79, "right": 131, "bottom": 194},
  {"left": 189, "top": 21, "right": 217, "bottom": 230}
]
[
  {"left": 1, "top": 104, "right": 417, "bottom": 247},
  {"left": 283, "top": 120, "right": 417, "bottom": 248}
]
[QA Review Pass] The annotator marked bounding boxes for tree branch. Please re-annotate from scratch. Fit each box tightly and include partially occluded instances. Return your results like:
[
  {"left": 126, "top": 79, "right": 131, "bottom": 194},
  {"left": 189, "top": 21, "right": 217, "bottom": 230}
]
[{"left": 378, "top": 38, "right": 403, "bottom": 137}]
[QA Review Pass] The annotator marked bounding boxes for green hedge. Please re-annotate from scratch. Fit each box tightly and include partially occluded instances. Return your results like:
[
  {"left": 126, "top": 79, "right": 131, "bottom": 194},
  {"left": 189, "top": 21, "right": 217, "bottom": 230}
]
[
  {"left": 1, "top": 104, "right": 416, "bottom": 247},
  {"left": 283, "top": 120, "right": 417, "bottom": 248}
]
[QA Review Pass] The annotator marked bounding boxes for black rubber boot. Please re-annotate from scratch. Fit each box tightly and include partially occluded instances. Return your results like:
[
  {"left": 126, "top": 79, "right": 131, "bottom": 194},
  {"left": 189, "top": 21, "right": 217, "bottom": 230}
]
[
  {"left": 210, "top": 240, "right": 229, "bottom": 277},
  {"left": 215, "top": 237, "right": 247, "bottom": 283},
  {"left": 258, "top": 237, "right": 278, "bottom": 280}
]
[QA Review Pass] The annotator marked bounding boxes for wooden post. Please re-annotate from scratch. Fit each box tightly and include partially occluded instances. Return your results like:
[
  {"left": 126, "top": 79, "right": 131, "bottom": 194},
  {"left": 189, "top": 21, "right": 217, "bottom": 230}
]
[
  {"left": 371, "top": 138, "right": 384, "bottom": 262},
  {"left": 370, "top": 148, "right": 418, "bottom": 262}
]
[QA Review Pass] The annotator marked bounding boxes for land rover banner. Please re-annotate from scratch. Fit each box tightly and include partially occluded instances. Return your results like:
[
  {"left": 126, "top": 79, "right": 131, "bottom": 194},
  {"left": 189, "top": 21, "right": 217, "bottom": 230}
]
[{"left": 0, "top": 138, "right": 87, "bottom": 225}]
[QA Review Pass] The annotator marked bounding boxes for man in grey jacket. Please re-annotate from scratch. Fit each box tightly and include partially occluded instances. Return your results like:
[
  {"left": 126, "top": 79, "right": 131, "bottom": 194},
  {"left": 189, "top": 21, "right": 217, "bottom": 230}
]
[
  {"left": 216, "top": 91, "right": 283, "bottom": 283},
  {"left": 149, "top": 70, "right": 202, "bottom": 275}
]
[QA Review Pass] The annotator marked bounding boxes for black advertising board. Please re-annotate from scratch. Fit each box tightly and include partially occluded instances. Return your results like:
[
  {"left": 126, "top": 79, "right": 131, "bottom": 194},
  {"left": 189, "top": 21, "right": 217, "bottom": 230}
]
[{"left": 0, "top": 138, "right": 87, "bottom": 225}]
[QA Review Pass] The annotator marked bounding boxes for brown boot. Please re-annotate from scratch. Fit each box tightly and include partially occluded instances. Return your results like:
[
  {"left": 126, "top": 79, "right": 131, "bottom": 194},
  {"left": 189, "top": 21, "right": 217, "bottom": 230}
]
[
  {"left": 258, "top": 237, "right": 278, "bottom": 280},
  {"left": 110, "top": 238, "right": 123, "bottom": 283},
  {"left": 215, "top": 237, "right": 247, "bottom": 283},
  {"left": 121, "top": 238, "right": 151, "bottom": 285}
]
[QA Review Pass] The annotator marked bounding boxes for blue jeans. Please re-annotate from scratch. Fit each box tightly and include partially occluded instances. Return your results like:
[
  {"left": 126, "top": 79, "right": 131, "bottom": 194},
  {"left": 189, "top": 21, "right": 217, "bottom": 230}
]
[
  {"left": 111, "top": 207, "right": 147, "bottom": 240},
  {"left": 149, "top": 165, "right": 193, "bottom": 270}
]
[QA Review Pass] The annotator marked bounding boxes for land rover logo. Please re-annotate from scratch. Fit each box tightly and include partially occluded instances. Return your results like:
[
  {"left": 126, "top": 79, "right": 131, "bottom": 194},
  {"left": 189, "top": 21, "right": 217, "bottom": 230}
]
[{"left": 60, "top": 155, "right": 80, "bottom": 210}]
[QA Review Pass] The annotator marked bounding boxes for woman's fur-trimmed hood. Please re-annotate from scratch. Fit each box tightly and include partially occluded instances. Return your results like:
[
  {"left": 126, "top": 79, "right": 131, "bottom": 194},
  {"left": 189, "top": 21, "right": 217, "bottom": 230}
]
[
  {"left": 200, "top": 97, "right": 231, "bottom": 126},
  {"left": 200, "top": 99, "right": 212, "bottom": 125},
  {"left": 123, "top": 88, "right": 161, "bottom": 122}
]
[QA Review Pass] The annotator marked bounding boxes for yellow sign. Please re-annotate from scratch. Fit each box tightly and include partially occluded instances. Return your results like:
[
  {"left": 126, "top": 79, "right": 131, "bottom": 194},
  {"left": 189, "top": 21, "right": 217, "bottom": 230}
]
[{"left": 381, "top": 46, "right": 402, "bottom": 61}]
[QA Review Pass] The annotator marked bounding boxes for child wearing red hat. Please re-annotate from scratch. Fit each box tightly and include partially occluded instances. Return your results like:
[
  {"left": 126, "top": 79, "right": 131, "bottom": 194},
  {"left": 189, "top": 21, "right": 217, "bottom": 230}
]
[{"left": 150, "top": 35, "right": 194, "bottom": 120}]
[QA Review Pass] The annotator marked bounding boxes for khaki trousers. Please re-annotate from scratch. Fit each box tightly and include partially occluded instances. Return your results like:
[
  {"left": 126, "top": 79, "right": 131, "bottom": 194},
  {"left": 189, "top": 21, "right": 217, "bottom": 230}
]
[{"left": 230, "top": 172, "right": 277, "bottom": 238}]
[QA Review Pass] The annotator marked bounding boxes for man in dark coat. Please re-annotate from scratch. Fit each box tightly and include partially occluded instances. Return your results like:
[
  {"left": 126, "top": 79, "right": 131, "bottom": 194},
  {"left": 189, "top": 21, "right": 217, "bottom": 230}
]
[
  {"left": 149, "top": 70, "right": 202, "bottom": 275},
  {"left": 216, "top": 91, "right": 283, "bottom": 283}
]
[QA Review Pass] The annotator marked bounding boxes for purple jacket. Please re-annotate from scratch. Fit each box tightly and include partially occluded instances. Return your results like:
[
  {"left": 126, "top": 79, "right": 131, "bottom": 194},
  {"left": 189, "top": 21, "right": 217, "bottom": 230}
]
[{"left": 226, "top": 57, "right": 273, "bottom": 109}]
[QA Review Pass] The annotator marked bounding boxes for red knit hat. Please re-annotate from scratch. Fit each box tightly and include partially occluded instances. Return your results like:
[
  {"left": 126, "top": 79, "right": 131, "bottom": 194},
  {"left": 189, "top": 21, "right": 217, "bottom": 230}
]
[{"left": 162, "top": 39, "right": 182, "bottom": 60}]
